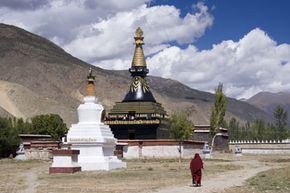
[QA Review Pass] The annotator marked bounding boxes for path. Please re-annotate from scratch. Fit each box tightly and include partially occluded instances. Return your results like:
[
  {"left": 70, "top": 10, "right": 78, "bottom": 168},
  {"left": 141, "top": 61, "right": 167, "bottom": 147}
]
[
  {"left": 22, "top": 164, "right": 46, "bottom": 193},
  {"left": 150, "top": 159, "right": 275, "bottom": 193}
]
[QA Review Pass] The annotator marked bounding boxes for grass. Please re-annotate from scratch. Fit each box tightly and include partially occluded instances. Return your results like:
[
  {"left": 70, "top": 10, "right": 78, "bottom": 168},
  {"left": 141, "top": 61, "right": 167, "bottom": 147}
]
[
  {"left": 0, "top": 158, "right": 240, "bottom": 193},
  {"left": 223, "top": 155, "right": 290, "bottom": 193},
  {"left": 224, "top": 167, "right": 290, "bottom": 193},
  {"left": 248, "top": 167, "right": 290, "bottom": 192}
]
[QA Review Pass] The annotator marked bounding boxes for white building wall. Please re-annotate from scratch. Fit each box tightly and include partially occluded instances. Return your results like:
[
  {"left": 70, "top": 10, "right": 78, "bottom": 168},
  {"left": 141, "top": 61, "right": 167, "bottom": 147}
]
[
  {"left": 242, "top": 149, "right": 290, "bottom": 154},
  {"left": 183, "top": 147, "right": 202, "bottom": 158},
  {"left": 123, "top": 144, "right": 201, "bottom": 159},
  {"left": 229, "top": 141, "right": 290, "bottom": 154},
  {"left": 123, "top": 146, "right": 139, "bottom": 159}
]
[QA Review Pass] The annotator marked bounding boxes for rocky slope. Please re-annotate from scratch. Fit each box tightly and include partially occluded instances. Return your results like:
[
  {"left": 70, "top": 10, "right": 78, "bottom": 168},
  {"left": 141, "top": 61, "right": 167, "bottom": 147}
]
[
  {"left": 247, "top": 91, "right": 290, "bottom": 123},
  {"left": 0, "top": 23, "right": 272, "bottom": 125}
]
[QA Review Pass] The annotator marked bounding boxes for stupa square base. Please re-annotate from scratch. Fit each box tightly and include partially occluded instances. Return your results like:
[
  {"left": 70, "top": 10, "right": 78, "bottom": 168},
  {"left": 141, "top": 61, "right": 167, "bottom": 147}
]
[
  {"left": 79, "top": 160, "right": 126, "bottom": 171},
  {"left": 49, "top": 166, "right": 81, "bottom": 174},
  {"left": 71, "top": 144, "right": 126, "bottom": 171},
  {"left": 49, "top": 149, "right": 81, "bottom": 173}
]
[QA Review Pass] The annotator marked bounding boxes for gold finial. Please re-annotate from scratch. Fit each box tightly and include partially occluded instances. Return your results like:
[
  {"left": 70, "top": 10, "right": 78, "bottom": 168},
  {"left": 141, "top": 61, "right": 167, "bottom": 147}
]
[
  {"left": 86, "top": 67, "right": 96, "bottom": 96},
  {"left": 132, "top": 27, "right": 146, "bottom": 67},
  {"left": 135, "top": 27, "right": 143, "bottom": 38}
]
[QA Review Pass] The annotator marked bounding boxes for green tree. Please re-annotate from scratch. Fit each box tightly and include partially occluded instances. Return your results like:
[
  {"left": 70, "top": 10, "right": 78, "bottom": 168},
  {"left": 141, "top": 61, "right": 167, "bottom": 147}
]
[
  {"left": 239, "top": 121, "right": 251, "bottom": 140},
  {"left": 10, "top": 117, "right": 31, "bottom": 134},
  {"left": 228, "top": 118, "right": 240, "bottom": 140},
  {"left": 210, "top": 83, "right": 227, "bottom": 136},
  {"left": 30, "top": 114, "right": 68, "bottom": 140},
  {"left": 273, "top": 105, "right": 288, "bottom": 140},
  {"left": 167, "top": 112, "right": 194, "bottom": 166},
  {"left": 0, "top": 117, "right": 20, "bottom": 158},
  {"left": 251, "top": 119, "right": 266, "bottom": 140},
  {"left": 265, "top": 122, "right": 276, "bottom": 140}
]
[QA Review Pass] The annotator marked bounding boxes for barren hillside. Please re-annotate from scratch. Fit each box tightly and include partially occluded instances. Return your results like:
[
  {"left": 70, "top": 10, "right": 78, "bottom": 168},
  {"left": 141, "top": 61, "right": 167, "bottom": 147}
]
[{"left": 0, "top": 23, "right": 271, "bottom": 125}]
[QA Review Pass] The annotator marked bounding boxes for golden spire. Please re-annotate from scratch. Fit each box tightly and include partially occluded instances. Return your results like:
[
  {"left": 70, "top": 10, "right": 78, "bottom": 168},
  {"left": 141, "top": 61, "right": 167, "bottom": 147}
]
[
  {"left": 86, "top": 67, "right": 96, "bottom": 96},
  {"left": 132, "top": 27, "right": 146, "bottom": 67}
]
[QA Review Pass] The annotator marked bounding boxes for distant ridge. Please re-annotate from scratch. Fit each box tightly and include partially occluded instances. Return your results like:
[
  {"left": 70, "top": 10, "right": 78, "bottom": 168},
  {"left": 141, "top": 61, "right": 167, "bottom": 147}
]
[
  {"left": 247, "top": 91, "right": 290, "bottom": 124},
  {"left": 0, "top": 23, "right": 272, "bottom": 125},
  {"left": 0, "top": 106, "right": 13, "bottom": 118}
]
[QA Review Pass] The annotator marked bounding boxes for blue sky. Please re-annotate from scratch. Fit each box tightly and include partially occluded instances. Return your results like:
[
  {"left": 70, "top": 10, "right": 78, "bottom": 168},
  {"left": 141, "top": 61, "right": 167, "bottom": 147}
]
[
  {"left": 0, "top": 0, "right": 290, "bottom": 99},
  {"left": 153, "top": 0, "right": 290, "bottom": 50}
]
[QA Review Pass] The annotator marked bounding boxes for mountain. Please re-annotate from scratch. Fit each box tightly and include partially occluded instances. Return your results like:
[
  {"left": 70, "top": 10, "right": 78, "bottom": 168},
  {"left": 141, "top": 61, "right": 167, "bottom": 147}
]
[
  {"left": 0, "top": 23, "right": 272, "bottom": 125},
  {"left": 247, "top": 91, "right": 290, "bottom": 123},
  {"left": 0, "top": 106, "right": 13, "bottom": 118}
]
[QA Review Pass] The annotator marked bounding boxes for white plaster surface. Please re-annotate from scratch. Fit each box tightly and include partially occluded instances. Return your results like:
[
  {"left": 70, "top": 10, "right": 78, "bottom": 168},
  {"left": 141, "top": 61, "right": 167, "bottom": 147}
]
[
  {"left": 15, "top": 154, "right": 26, "bottom": 160},
  {"left": 229, "top": 143, "right": 290, "bottom": 154},
  {"left": 123, "top": 145, "right": 201, "bottom": 159},
  {"left": 51, "top": 154, "right": 80, "bottom": 168},
  {"left": 66, "top": 96, "right": 126, "bottom": 171},
  {"left": 242, "top": 149, "right": 290, "bottom": 154}
]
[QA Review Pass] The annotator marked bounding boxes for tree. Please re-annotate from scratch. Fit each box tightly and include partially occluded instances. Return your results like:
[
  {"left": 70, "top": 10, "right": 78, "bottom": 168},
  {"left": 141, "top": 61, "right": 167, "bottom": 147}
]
[
  {"left": 0, "top": 117, "right": 20, "bottom": 158},
  {"left": 167, "top": 112, "right": 194, "bottom": 166},
  {"left": 30, "top": 114, "right": 68, "bottom": 140},
  {"left": 10, "top": 117, "right": 31, "bottom": 134},
  {"left": 251, "top": 119, "right": 266, "bottom": 140},
  {"left": 0, "top": 114, "right": 67, "bottom": 158},
  {"left": 210, "top": 83, "right": 227, "bottom": 136},
  {"left": 265, "top": 122, "right": 276, "bottom": 141},
  {"left": 239, "top": 121, "right": 251, "bottom": 140},
  {"left": 228, "top": 118, "right": 240, "bottom": 140},
  {"left": 273, "top": 105, "right": 288, "bottom": 140}
]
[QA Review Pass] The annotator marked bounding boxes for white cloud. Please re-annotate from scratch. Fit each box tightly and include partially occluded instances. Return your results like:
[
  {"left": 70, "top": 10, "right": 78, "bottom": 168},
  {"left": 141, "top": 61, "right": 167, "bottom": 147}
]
[
  {"left": 2, "top": 1, "right": 289, "bottom": 99},
  {"left": 64, "top": 3, "right": 213, "bottom": 67},
  {"left": 148, "top": 28, "right": 290, "bottom": 99},
  {"left": 0, "top": 1, "right": 213, "bottom": 70},
  {"left": 0, "top": 0, "right": 150, "bottom": 43}
]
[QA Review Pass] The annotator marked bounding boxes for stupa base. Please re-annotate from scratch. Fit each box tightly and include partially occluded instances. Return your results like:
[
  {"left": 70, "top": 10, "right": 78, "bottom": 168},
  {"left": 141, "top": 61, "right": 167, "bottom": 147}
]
[
  {"left": 70, "top": 143, "right": 126, "bottom": 171},
  {"left": 79, "top": 159, "right": 126, "bottom": 171},
  {"left": 49, "top": 166, "right": 81, "bottom": 174}
]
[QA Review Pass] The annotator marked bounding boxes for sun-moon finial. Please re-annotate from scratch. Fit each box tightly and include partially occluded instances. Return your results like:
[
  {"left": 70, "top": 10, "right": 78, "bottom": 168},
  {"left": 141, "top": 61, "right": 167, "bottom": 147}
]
[
  {"left": 86, "top": 67, "right": 96, "bottom": 96},
  {"left": 135, "top": 27, "right": 143, "bottom": 38}
]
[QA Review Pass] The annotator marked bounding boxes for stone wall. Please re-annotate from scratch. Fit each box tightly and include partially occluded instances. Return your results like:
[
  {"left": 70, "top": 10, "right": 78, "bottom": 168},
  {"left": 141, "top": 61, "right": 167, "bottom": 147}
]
[
  {"left": 25, "top": 149, "right": 52, "bottom": 160},
  {"left": 229, "top": 140, "right": 290, "bottom": 154},
  {"left": 23, "top": 141, "right": 60, "bottom": 160}
]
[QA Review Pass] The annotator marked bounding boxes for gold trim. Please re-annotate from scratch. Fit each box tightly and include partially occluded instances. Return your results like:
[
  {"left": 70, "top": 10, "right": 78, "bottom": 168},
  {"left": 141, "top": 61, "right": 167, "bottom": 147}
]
[
  {"left": 132, "top": 27, "right": 146, "bottom": 67},
  {"left": 86, "top": 68, "right": 96, "bottom": 96},
  {"left": 129, "top": 76, "right": 149, "bottom": 93},
  {"left": 105, "top": 119, "right": 160, "bottom": 125},
  {"left": 86, "top": 83, "right": 96, "bottom": 96}
]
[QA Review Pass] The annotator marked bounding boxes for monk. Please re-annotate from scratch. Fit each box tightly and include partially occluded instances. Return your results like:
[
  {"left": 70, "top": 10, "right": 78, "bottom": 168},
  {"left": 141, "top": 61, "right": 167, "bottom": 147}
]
[{"left": 190, "top": 153, "right": 203, "bottom": 186}]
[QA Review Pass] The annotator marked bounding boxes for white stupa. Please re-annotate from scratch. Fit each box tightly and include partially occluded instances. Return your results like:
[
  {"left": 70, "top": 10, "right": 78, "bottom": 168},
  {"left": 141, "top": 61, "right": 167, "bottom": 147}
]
[{"left": 66, "top": 68, "right": 126, "bottom": 171}]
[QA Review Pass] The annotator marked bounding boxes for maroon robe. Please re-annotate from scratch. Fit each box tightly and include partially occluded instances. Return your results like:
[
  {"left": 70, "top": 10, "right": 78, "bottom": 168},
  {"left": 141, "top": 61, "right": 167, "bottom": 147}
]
[{"left": 190, "top": 153, "right": 203, "bottom": 186}]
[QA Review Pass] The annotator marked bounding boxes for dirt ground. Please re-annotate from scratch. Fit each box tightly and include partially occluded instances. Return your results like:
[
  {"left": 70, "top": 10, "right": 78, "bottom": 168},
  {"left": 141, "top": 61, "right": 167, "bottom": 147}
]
[
  {"left": 152, "top": 160, "right": 272, "bottom": 193},
  {"left": 0, "top": 153, "right": 288, "bottom": 193}
]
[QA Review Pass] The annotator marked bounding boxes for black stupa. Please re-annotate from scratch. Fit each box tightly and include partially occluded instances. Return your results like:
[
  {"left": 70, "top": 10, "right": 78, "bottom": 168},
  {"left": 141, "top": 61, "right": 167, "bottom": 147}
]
[{"left": 105, "top": 27, "right": 167, "bottom": 139}]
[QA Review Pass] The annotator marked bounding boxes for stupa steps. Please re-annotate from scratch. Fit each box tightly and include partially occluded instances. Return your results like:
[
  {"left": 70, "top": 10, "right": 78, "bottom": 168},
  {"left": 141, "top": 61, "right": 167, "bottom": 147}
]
[
  {"left": 110, "top": 106, "right": 165, "bottom": 113},
  {"left": 111, "top": 106, "right": 162, "bottom": 109},
  {"left": 112, "top": 102, "right": 165, "bottom": 108}
]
